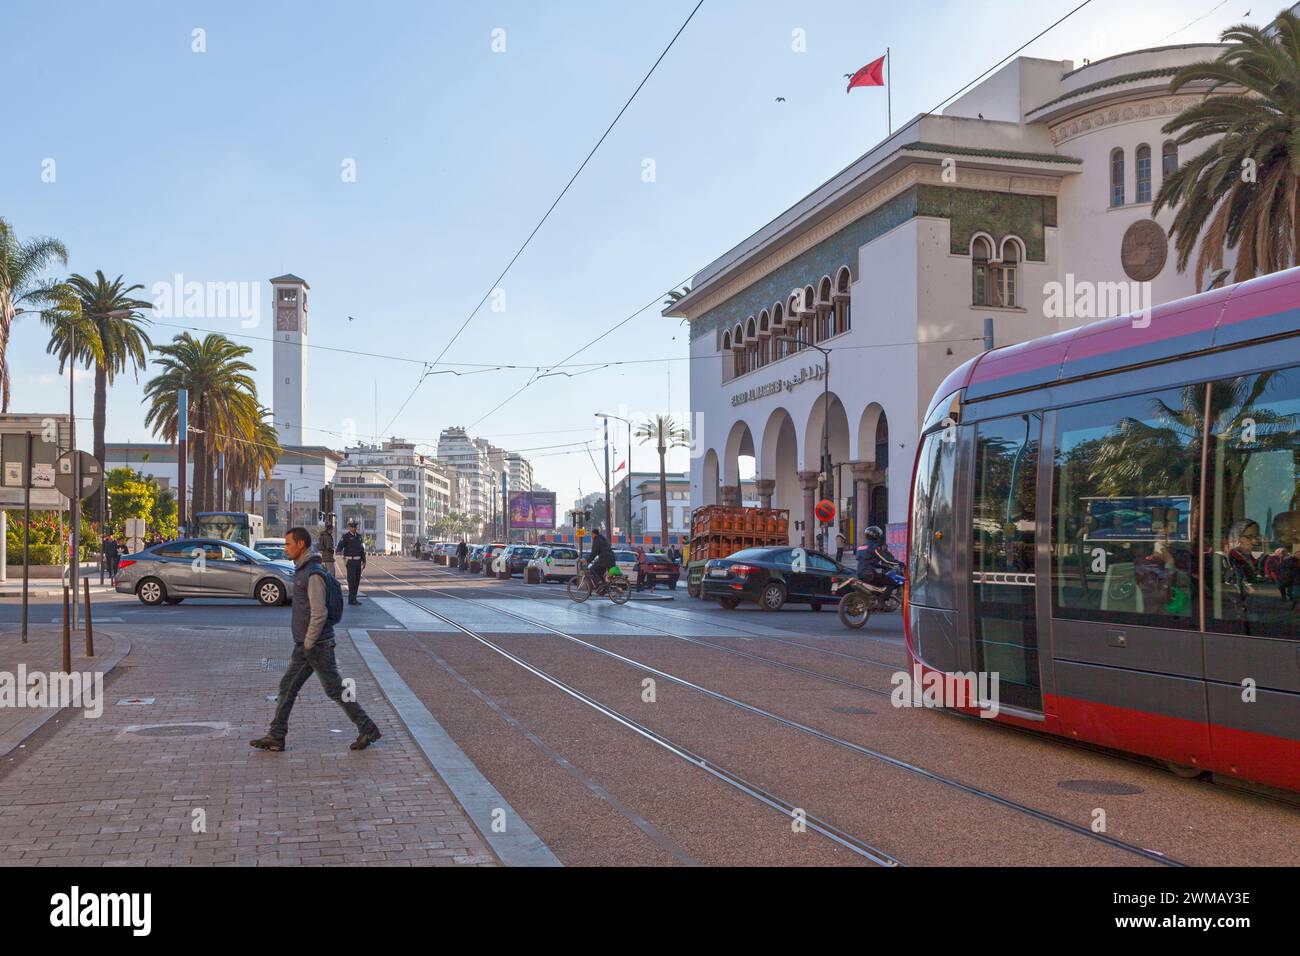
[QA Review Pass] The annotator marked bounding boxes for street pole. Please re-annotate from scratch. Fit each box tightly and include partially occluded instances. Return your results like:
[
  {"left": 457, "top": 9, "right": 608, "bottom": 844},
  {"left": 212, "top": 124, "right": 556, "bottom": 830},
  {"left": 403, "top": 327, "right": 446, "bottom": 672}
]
[
  {"left": 603, "top": 416, "right": 612, "bottom": 540},
  {"left": 69, "top": 318, "right": 79, "bottom": 631},
  {"left": 626, "top": 425, "right": 633, "bottom": 544},
  {"left": 21, "top": 431, "right": 32, "bottom": 643},
  {"left": 177, "top": 387, "right": 188, "bottom": 535}
]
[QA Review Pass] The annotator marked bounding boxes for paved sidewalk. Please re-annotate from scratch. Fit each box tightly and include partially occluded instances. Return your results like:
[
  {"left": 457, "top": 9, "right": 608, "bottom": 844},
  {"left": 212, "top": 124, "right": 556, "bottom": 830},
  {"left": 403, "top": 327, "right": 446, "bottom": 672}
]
[{"left": 0, "top": 622, "right": 497, "bottom": 866}]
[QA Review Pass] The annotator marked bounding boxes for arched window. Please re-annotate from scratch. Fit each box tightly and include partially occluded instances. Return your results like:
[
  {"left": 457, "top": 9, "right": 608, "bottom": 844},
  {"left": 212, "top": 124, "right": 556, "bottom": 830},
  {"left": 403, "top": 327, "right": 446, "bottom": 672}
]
[
  {"left": 1110, "top": 148, "right": 1125, "bottom": 207},
  {"left": 1136, "top": 144, "right": 1152, "bottom": 203},
  {"left": 802, "top": 285, "right": 816, "bottom": 349},
  {"left": 816, "top": 277, "right": 833, "bottom": 341},
  {"left": 758, "top": 311, "right": 770, "bottom": 366},
  {"left": 972, "top": 235, "right": 994, "bottom": 306},
  {"left": 997, "top": 237, "right": 1021, "bottom": 308},
  {"left": 733, "top": 324, "right": 745, "bottom": 377},
  {"left": 772, "top": 302, "right": 786, "bottom": 360},
  {"left": 1162, "top": 141, "right": 1178, "bottom": 179},
  {"left": 835, "top": 267, "right": 852, "bottom": 333}
]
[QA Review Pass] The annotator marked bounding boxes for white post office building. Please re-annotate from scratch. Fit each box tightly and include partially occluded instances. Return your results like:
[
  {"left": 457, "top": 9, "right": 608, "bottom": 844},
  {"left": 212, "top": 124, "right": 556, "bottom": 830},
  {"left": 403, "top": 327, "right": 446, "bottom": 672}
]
[{"left": 666, "top": 43, "right": 1230, "bottom": 552}]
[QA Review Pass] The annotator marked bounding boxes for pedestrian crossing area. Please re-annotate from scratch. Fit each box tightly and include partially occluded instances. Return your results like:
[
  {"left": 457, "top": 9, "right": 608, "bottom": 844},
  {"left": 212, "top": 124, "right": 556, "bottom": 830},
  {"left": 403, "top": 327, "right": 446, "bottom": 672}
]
[{"left": 369, "top": 594, "right": 815, "bottom": 639}]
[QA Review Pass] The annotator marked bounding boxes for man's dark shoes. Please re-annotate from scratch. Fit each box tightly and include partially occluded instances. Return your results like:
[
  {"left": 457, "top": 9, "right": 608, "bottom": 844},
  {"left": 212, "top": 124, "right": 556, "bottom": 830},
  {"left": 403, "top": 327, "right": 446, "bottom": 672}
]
[
  {"left": 350, "top": 726, "right": 382, "bottom": 750},
  {"left": 249, "top": 735, "right": 285, "bottom": 752}
]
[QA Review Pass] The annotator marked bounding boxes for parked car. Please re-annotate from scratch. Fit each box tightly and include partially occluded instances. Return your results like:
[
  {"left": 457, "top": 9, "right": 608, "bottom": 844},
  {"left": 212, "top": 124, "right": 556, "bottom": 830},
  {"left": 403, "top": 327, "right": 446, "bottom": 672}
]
[
  {"left": 500, "top": 545, "right": 537, "bottom": 576},
  {"left": 481, "top": 543, "right": 508, "bottom": 571},
  {"left": 115, "top": 537, "right": 297, "bottom": 607},
  {"left": 613, "top": 550, "right": 640, "bottom": 579},
  {"left": 530, "top": 545, "right": 579, "bottom": 582},
  {"left": 636, "top": 551, "right": 681, "bottom": 590},
  {"left": 699, "top": 546, "right": 850, "bottom": 611},
  {"left": 253, "top": 537, "right": 287, "bottom": 561},
  {"left": 468, "top": 545, "right": 485, "bottom": 564}
]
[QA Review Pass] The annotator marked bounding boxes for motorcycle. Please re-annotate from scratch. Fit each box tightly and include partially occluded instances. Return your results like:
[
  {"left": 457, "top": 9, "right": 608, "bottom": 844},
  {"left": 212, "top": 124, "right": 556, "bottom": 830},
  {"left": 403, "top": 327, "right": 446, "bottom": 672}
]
[{"left": 831, "top": 565, "right": 905, "bottom": 629}]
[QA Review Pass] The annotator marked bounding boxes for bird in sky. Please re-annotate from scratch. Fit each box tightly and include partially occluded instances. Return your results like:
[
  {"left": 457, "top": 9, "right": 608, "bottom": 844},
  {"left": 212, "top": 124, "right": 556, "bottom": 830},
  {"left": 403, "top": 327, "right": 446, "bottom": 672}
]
[{"left": 775, "top": 96, "right": 785, "bottom": 102}]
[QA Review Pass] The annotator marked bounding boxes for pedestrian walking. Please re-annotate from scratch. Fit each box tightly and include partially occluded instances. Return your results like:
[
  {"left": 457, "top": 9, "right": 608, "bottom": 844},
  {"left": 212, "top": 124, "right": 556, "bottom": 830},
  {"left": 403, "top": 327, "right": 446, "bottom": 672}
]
[
  {"left": 337, "top": 517, "right": 367, "bottom": 605},
  {"left": 102, "top": 532, "right": 120, "bottom": 581},
  {"left": 249, "top": 527, "right": 381, "bottom": 753},
  {"left": 456, "top": 538, "right": 468, "bottom": 571}
]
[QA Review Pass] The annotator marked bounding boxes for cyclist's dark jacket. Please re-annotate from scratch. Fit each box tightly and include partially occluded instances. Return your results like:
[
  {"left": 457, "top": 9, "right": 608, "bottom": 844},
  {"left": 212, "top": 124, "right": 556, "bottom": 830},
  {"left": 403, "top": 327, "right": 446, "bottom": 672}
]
[{"left": 588, "top": 532, "right": 614, "bottom": 571}]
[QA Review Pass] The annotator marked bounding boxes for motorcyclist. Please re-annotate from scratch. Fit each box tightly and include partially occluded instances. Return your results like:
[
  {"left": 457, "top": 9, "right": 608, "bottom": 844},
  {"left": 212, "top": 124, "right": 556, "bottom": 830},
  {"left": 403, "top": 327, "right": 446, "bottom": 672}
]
[
  {"left": 855, "top": 526, "right": 902, "bottom": 593},
  {"left": 586, "top": 526, "right": 615, "bottom": 588}
]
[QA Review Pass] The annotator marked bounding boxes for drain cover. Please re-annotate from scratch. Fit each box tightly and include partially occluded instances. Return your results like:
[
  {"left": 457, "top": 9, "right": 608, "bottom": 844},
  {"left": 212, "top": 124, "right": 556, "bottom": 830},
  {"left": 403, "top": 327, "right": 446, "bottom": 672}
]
[
  {"left": 131, "top": 724, "right": 217, "bottom": 737},
  {"left": 1059, "top": 779, "right": 1144, "bottom": 795}
]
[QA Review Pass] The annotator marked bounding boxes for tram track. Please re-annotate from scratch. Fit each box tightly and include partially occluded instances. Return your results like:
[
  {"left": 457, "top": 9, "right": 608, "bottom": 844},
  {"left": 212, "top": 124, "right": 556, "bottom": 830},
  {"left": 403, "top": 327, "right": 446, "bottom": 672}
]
[
  {"left": 375, "top": 571, "right": 903, "bottom": 866},
  {"left": 377, "top": 565, "right": 1185, "bottom": 867},
  {"left": 392, "top": 563, "right": 1300, "bottom": 817}
]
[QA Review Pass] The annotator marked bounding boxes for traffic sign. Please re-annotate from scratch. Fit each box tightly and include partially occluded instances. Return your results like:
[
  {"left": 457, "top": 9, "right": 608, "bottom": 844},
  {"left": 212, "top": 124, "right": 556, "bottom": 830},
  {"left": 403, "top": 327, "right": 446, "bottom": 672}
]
[
  {"left": 815, "top": 498, "right": 836, "bottom": 523},
  {"left": 54, "top": 451, "right": 103, "bottom": 501},
  {"left": 576, "top": 528, "right": 588, "bottom": 537}
]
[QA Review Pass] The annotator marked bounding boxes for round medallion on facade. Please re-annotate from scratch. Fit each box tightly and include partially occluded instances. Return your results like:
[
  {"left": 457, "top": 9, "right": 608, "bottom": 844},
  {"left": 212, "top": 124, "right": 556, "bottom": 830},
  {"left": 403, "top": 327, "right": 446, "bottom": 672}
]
[{"left": 1121, "top": 219, "right": 1168, "bottom": 282}]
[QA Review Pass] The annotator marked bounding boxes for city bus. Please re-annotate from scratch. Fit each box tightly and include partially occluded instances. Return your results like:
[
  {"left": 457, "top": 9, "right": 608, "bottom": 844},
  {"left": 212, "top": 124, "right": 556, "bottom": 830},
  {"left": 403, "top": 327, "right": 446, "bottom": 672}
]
[
  {"left": 907, "top": 266, "right": 1300, "bottom": 793},
  {"left": 193, "top": 511, "right": 265, "bottom": 547}
]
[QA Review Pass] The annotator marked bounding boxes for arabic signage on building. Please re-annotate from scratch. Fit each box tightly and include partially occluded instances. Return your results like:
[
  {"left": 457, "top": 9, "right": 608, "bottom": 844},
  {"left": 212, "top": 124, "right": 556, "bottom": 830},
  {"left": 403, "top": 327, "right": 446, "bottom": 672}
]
[{"left": 730, "top": 363, "right": 825, "bottom": 407}]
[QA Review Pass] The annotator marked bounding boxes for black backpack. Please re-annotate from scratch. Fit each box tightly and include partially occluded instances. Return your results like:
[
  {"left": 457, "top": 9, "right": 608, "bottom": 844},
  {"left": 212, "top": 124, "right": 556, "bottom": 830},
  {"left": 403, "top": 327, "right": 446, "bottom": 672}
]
[{"left": 311, "top": 566, "right": 345, "bottom": 625}]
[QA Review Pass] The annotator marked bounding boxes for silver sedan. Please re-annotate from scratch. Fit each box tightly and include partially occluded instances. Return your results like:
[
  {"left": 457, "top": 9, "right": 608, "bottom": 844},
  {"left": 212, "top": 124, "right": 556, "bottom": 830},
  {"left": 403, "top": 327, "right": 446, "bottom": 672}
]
[{"left": 115, "top": 538, "right": 297, "bottom": 606}]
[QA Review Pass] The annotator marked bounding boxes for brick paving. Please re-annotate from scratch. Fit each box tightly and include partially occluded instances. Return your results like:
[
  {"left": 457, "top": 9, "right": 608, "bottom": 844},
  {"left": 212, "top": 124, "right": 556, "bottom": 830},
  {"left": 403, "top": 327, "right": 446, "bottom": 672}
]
[{"left": 0, "top": 622, "right": 497, "bottom": 866}]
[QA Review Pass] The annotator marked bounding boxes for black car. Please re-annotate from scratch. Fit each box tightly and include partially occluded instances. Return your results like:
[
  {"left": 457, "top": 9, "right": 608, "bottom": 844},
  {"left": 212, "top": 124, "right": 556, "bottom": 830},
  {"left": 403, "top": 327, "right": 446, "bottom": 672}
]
[{"left": 699, "top": 546, "right": 850, "bottom": 611}]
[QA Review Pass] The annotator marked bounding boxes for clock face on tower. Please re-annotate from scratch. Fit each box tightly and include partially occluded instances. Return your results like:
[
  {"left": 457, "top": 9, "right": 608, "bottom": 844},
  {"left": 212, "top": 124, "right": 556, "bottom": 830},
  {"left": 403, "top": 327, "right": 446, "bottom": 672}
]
[{"left": 276, "top": 306, "right": 298, "bottom": 332}]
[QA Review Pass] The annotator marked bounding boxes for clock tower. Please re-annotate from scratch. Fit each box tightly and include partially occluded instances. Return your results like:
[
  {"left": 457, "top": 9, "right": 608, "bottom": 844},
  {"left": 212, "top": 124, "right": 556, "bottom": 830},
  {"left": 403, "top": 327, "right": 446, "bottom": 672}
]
[{"left": 270, "top": 274, "right": 309, "bottom": 446}]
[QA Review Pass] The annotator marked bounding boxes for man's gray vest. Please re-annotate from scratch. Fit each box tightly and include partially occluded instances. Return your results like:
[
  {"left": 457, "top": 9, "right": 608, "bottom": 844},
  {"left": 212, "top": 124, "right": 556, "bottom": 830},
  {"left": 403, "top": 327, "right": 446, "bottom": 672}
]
[{"left": 292, "top": 556, "right": 334, "bottom": 645}]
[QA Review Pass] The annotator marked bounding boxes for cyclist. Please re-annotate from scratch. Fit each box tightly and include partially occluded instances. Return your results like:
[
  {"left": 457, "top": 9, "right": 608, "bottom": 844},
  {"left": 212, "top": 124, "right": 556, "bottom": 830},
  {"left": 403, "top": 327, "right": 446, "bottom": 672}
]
[{"left": 586, "top": 525, "right": 615, "bottom": 590}]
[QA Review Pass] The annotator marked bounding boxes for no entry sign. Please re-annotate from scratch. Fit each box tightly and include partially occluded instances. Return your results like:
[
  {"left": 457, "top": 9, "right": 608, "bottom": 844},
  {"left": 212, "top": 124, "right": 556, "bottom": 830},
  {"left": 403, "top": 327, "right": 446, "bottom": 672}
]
[{"left": 815, "top": 499, "right": 836, "bottom": 523}]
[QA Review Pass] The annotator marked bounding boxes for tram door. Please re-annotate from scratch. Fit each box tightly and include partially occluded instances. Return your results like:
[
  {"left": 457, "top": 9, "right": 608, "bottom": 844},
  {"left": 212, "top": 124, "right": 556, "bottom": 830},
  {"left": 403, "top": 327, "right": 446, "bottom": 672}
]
[{"left": 970, "top": 413, "right": 1043, "bottom": 712}]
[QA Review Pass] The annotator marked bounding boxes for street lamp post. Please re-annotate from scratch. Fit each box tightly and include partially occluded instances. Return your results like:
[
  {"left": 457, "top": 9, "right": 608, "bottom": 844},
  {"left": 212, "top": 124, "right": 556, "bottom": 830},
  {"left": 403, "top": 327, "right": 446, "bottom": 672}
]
[{"left": 596, "top": 412, "right": 633, "bottom": 545}]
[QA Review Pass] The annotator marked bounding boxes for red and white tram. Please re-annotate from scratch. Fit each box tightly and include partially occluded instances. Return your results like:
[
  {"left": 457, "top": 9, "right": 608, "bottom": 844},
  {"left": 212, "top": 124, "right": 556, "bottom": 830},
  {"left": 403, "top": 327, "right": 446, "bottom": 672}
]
[{"left": 907, "top": 267, "right": 1300, "bottom": 792}]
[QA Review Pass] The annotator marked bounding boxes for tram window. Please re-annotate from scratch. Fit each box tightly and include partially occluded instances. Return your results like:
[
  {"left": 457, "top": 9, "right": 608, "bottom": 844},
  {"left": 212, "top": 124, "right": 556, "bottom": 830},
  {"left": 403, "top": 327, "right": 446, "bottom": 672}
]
[
  {"left": 1206, "top": 367, "right": 1300, "bottom": 639},
  {"left": 909, "top": 429, "right": 956, "bottom": 609},
  {"left": 1051, "top": 387, "right": 1203, "bottom": 628}
]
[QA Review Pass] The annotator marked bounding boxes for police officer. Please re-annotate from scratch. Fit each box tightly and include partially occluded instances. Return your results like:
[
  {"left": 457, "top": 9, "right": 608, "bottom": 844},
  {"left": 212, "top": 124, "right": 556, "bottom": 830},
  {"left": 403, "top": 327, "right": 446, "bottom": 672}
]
[{"left": 337, "top": 518, "right": 367, "bottom": 605}]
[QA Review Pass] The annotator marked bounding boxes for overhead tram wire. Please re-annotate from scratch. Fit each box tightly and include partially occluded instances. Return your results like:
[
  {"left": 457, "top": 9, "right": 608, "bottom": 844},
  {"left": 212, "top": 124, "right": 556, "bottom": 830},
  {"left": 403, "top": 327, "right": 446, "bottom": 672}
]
[
  {"left": 152, "top": 318, "right": 984, "bottom": 377},
  {"left": 465, "top": 0, "right": 1096, "bottom": 429},
  {"left": 381, "top": 0, "right": 707, "bottom": 436}
]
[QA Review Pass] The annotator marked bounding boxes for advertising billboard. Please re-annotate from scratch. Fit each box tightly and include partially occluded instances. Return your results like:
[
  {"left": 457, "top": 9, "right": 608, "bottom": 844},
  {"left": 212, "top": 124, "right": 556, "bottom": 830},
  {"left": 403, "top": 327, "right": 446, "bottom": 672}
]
[{"left": 510, "top": 491, "right": 556, "bottom": 530}]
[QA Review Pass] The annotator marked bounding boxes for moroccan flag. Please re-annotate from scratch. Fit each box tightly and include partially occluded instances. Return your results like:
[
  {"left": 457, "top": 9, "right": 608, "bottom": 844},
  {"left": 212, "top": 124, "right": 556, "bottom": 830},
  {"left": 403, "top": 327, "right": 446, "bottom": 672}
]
[{"left": 846, "top": 54, "right": 886, "bottom": 92}]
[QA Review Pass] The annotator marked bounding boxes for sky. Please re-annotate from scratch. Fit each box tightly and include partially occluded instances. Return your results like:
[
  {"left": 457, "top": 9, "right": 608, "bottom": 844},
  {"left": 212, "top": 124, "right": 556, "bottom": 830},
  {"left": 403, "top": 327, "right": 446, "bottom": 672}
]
[{"left": 1, "top": 0, "right": 1266, "bottom": 512}]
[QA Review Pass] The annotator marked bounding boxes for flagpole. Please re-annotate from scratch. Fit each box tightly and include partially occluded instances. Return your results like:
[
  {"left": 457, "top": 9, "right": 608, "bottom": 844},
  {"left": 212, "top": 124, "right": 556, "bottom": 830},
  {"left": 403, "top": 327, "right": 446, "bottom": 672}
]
[{"left": 887, "top": 46, "right": 892, "bottom": 136}]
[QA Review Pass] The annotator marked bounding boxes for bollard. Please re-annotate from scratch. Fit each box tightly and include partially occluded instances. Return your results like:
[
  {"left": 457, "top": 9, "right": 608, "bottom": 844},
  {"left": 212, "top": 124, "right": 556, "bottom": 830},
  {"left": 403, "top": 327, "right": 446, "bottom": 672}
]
[
  {"left": 62, "top": 586, "right": 72, "bottom": 675},
  {"left": 83, "top": 577, "right": 95, "bottom": 657}
]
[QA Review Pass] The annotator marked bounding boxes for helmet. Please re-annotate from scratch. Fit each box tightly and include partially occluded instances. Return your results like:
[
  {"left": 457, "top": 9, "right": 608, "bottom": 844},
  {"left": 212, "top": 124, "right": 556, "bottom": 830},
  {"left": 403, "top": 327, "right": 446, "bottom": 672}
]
[{"left": 864, "top": 525, "right": 884, "bottom": 543}]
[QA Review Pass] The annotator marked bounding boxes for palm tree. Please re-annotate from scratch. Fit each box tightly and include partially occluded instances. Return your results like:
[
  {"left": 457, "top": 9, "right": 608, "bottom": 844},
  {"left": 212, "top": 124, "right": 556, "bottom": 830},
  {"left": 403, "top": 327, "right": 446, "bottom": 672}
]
[
  {"left": 0, "top": 218, "right": 70, "bottom": 411},
  {"left": 224, "top": 411, "right": 280, "bottom": 510},
  {"left": 662, "top": 284, "right": 691, "bottom": 308},
  {"left": 634, "top": 415, "right": 691, "bottom": 545},
  {"left": 143, "top": 332, "right": 261, "bottom": 514},
  {"left": 45, "top": 272, "right": 153, "bottom": 491},
  {"left": 1154, "top": 11, "right": 1300, "bottom": 289}
]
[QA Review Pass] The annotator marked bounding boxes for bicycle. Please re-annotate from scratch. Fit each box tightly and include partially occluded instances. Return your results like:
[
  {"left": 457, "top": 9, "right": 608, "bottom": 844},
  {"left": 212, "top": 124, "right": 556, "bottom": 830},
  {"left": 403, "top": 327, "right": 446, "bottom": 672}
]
[{"left": 566, "top": 561, "right": 631, "bottom": 605}]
